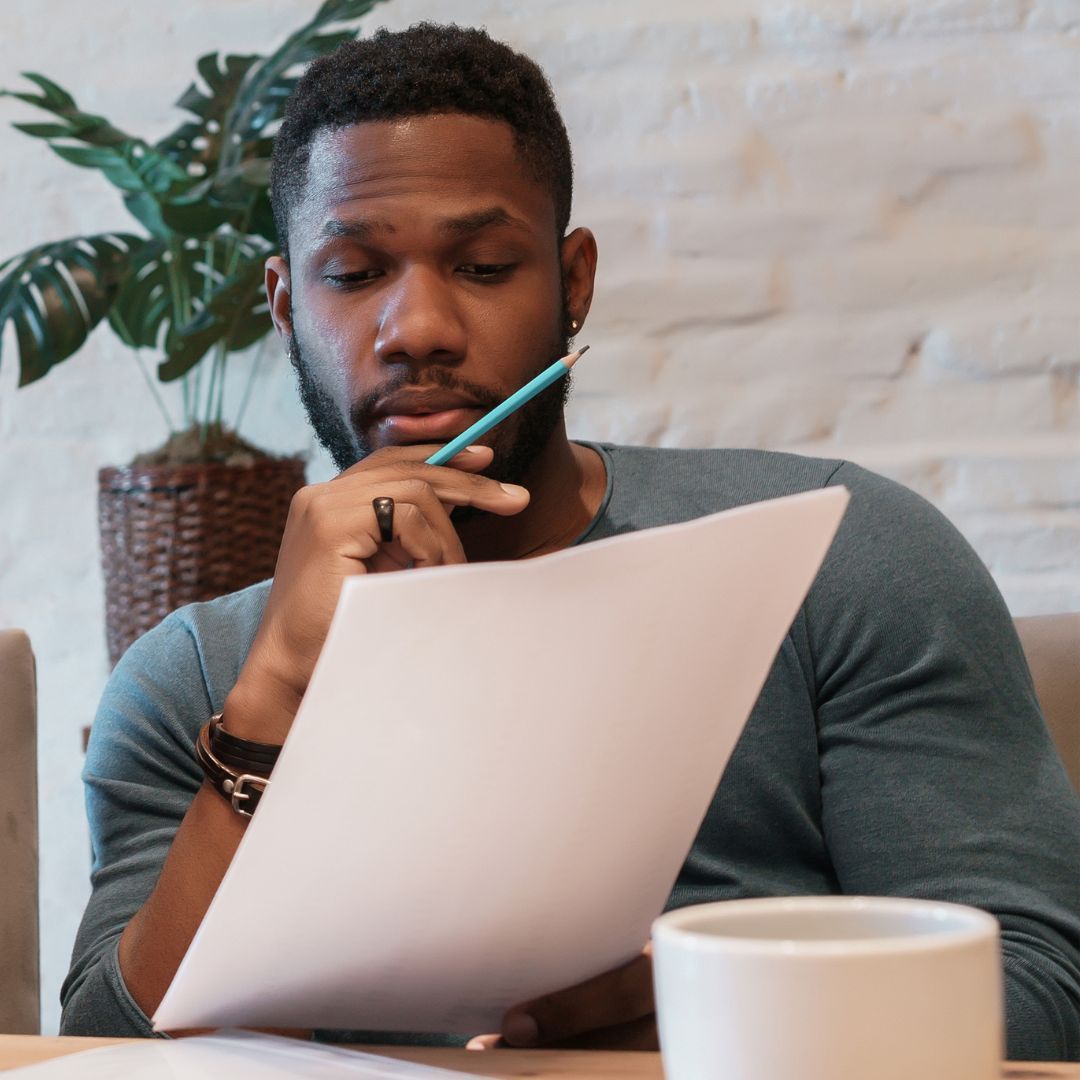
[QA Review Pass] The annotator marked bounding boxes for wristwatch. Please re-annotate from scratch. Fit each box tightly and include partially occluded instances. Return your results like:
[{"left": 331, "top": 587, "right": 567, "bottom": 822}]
[{"left": 195, "top": 714, "right": 282, "bottom": 818}]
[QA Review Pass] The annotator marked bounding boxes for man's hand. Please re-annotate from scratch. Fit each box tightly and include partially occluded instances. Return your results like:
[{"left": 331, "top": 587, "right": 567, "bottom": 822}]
[
  {"left": 224, "top": 443, "right": 529, "bottom": 743},
  {"left": 467, "top": 945, "right": 657, "bottom": 1051}
]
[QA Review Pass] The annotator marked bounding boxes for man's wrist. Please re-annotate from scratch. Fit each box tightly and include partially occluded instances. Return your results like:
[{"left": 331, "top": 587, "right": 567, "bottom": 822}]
[
  {"left": 196, "top": 717, "right": 279, "bottom": 817},
  {"left": 223, "top": 665, "right": 302, "bottom": 744}
]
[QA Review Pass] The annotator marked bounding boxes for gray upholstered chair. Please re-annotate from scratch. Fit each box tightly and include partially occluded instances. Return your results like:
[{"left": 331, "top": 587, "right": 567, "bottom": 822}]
[
  {"left": 1014, "top": 614, "right": 1080, "bottom": 795},
  {"left": 0, "top": 629, "right": 39, "bottom": 1034}
]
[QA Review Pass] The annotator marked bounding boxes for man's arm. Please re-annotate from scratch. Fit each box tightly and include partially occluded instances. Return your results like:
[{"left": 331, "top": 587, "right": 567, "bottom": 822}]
[
  {"left": 60, "top": 610, "right": 218, "bottom": 1037},
  {"left": 62, "top": 444, "right": 528, "bottom": 1035},
  {"left": 810, "top": 463, "right": 1080, "bottom": 1061},
  {"left": 470, "top": 463, "right": 1080, "bottom": 1057}
]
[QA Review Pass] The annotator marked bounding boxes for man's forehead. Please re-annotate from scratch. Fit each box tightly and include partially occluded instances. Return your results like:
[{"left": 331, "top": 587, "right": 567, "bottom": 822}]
[
  {"left": 288, "top": 115, "right": 557, "bottom": 247},
  {"left": 302, "top": 115, "right": 535, "bottom": 203}
]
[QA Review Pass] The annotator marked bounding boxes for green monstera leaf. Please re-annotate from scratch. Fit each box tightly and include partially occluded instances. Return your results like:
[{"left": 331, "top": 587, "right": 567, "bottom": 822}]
[
  {"left": 3, "top": 74, "right": 209, "bottom": 237},
  {"left": 0, "top": 0, "right": 389, "bottom": 439},
  {"left": 108, "top": 233, "right": 273, "bottom": 359},
  {"left": 159, "top": 254, "right": 273, "bottom": 382},
  {"left": 1, "top": 72, "right": 132, "bottom": 149},
  {"left": 157, "top": 52, "right": 262, "bottom": 175},
  {"left": 0, "top": 234, "right": 142, "bottom": 386},
  {"left": 49, "top": 139, "right": 191, "bottom": 198},
  {"left": 149, "top": 0, "right": 387, "bottom": 242},
  {"left": 217, "top": 0, "right": 384, "bottom": 171}
]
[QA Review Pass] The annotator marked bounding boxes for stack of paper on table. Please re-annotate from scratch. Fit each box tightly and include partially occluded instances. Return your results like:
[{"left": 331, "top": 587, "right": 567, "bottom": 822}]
[
  {"left": 5, "top": 1031, "right": 481, "bottom": 1077},
  {"left": 153, "top": 487, "right": 849, "bottom": 1034}
]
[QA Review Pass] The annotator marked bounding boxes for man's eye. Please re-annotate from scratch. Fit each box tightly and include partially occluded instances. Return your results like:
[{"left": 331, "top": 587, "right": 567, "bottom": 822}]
[
  {"left": 325, "top": 269, "right": 382, "bottom": 286},
  {"left": 458, "top": 263, "right": 515, "bottom": 280}
]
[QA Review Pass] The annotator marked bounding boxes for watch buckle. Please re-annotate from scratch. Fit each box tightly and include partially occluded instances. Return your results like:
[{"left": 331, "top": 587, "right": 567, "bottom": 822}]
[{"left": 230, "top": 774, "right": 269, "bottom": 818}]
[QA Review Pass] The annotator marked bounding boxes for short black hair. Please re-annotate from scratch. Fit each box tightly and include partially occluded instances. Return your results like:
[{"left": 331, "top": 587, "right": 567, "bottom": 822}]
[{"left": 270, "top": 23, "right": 573, "bottom": 261}]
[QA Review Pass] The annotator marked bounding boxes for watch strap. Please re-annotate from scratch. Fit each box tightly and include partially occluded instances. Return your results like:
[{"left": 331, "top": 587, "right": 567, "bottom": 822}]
[
  {"left": 195, "top": 715, "right": 280, "bottom": 818},
  {"left": 211, "top": 717, "right": 282, "bottom": 770}
]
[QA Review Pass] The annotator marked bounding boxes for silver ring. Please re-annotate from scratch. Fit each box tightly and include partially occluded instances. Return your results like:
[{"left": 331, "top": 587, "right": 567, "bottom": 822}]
[{"left": 372, "top": 497, "right": 394, "bottom": 543}]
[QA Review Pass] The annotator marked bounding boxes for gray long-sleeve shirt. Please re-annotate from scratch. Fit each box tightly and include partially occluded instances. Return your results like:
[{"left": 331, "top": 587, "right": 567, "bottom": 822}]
[{"left": 61, "top": 445, "right": 1080, "bottom": 1059}]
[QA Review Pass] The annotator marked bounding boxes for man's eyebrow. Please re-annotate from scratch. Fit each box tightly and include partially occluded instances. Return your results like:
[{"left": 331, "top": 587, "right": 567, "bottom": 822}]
[
  {"left": 316, "top": 207, "right": 531, "bottom": 245},
  {"left": 436, "top": 207, "right": 532, "bottom": 236},
  {"left": 319, "top": 217, "right": 396, "bottom": 242}
]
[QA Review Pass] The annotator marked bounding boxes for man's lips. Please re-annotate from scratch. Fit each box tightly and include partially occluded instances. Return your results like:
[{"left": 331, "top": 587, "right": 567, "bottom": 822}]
[
  {"left": 374, "top": 407, "right": 485, "bottom": 443},
  {"left": 368, "top": 388, "right": 491, "bottom": 445}
]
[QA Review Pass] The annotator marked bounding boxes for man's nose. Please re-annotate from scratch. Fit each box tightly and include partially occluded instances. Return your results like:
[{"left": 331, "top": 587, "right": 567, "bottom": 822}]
[{"left": 373, "top": 265, "right": 467, "bottom": 366}]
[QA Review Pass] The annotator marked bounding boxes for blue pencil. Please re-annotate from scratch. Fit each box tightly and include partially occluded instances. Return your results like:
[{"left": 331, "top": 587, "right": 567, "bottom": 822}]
[{"left": 425, "top": 345, "right": 590, "bottom": 466}]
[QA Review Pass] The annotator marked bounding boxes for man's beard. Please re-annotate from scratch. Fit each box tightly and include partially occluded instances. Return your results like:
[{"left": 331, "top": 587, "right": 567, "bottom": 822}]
[{"left": 287, "top": 328, "right": 572, "bottom": 492}]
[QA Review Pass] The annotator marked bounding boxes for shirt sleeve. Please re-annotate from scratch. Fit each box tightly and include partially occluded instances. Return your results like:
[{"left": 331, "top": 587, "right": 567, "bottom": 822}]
[
  {"left": 59, "top": 612, "right": 210, "bottom": 1037},
  {"left": 810, "top": 462, "right": 1080, "bottom": 1061}
]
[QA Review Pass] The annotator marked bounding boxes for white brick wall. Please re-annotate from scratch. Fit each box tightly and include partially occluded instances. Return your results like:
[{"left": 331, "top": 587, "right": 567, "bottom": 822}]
[{"left": 1, "top": 0, "right": 1077, "bottom": 1033}]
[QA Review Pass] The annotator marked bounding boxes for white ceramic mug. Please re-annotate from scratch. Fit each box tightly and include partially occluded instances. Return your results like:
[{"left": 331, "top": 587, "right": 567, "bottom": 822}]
[{"left": 652, "top": 895, "right": 1002, "bottom": 1080}]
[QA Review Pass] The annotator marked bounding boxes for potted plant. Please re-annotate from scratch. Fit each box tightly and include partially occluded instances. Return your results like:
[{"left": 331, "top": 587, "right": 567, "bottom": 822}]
[{"left": 0, "top": 0, "right": 387, "bottom": 665}]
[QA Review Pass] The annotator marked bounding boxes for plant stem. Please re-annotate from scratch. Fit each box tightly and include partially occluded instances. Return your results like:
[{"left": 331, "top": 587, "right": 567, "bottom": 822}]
[
  {"left": 210, "top": 227, "right": 253, "bottom": 435},
  {"left": 138, "top": 353, "right": 176, "bottom": 432},
  {"left": 203, "top": 238, "right": 215, "bottom": 304},
  {"left": 166, "top": 238, "right": 195, "bottom": 431},
  {"left": 200, "top": 344, "right": 221, "bottom": 446},
  {"left": 215, "top": 339, "right": 228, "bottom": 428},
  {"left": 146, "top": 359, "right": 177, "bottom": 431},
  {"left": 234, "top": 335, "right": 268, "bottom": 432},
  {"left": 112, "top": 309, "right": 176, "bottom": 434},
  {"left": 214, "top": 233, "right": 244, "bottom": 432},
  {"left": 182, "top": 272, "right": 203, "bottom": 432}
]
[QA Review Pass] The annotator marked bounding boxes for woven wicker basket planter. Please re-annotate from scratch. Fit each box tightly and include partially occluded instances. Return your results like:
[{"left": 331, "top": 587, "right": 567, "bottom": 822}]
[{"left": 98, "top": 457, "right": 306, "bottom": 666}]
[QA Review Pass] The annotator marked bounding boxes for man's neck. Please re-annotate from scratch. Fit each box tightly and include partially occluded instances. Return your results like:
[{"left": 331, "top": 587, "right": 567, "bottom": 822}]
[{"left": 456, "top": 427, "right": 607, "bottom": 563}]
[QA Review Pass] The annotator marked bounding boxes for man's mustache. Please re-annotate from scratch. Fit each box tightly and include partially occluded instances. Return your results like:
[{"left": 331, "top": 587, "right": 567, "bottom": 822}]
[{"left": 349, "top": 366, "right": 503, "bottom": 436}]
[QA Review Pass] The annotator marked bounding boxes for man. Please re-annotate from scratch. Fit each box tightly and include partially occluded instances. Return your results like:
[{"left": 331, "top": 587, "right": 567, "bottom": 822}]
[{"left": 61, "top": 23, "right": 1080, "bottom": 1058}]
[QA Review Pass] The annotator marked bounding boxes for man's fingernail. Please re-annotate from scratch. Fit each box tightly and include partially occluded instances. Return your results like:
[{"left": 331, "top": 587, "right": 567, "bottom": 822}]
[
  {"left": 502, "top": 1013, "right": 539, "bottom": 1047},
  {"left": 500, "top": 483, "right": 528, "bottom": 497},
  {"left": 462, "top": 445, "right": 488, "bottom": 455}
]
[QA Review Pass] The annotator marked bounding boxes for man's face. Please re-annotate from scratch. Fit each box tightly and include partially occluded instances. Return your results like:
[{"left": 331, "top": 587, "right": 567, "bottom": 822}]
[{"left": 278, "top": 113, "right": 571, "bottom": 485}]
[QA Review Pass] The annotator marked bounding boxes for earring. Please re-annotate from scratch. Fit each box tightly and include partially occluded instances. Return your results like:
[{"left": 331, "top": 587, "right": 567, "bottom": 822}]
[{"left": 570, "top": 318, "right": 580, "bottom": 332}]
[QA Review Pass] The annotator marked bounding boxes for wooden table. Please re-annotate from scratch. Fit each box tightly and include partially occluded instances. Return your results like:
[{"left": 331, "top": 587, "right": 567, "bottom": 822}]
[{"left": 0, "top": 1037, "right": 1076, "bottom": 1077}]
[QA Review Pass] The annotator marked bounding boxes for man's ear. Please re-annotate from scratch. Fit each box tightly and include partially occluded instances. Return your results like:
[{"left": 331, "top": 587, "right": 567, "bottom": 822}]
[
  {"left": 265, "top": 255, "right": 293, "bottom": 338},
  {"left": 560, "top": 227, "right": 598, "bottom": 332}
]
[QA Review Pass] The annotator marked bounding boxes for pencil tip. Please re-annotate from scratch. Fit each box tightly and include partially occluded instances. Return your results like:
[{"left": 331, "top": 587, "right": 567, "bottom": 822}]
[{"left": 565, "top": 344, "right": 589, "bottom": 368}]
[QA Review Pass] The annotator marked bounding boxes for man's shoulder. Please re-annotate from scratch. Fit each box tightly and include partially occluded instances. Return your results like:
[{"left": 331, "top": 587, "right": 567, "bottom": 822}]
[
  {"left": 602, "top": 443, "right": 843, "bottom": 497},
  {"left": 591, "top": 443, "right": 954, "bottom": 565},
  {"left": 594, "top": 443, "right": 884, "bottom": 530},
  {"left": 111, "top": 578, "right": 273, "bottom": 715},
  {"left": 167, "top": 577, "right": 273, "bottom": 645},
  {"left": 599, "top": 443, "right": 923, "bottom": 506}
]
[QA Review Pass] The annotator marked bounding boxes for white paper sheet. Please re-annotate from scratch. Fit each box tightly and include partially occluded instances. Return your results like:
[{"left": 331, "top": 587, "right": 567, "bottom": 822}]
[
  {"left": 154, "top": 487, "right": 849, "bottom": 1034},
  {"left": 5, "top": 1031, "right": 478, "bottom": 1078}
]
